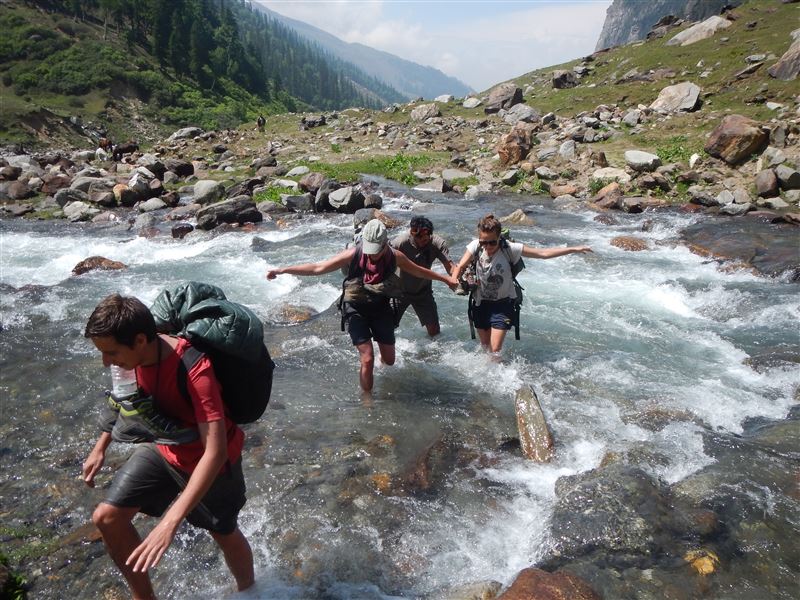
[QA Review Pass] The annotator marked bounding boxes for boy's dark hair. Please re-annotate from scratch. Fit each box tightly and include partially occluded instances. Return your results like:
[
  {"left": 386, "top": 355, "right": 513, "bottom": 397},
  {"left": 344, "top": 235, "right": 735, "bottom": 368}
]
[
  {"left": 84, "top": 294, "right": 157, "bottom": 347},
  {"left": 410, "top": 216, "right": 434, "bottom": 233},
  {"left": 478, "top": 214, "right": 502, "bottom": 236}
]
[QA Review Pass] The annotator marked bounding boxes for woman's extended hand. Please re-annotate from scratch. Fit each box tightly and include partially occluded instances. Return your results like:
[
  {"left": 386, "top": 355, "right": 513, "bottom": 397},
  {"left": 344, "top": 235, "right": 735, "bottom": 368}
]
[{"left": 265, "top": 269, "right": 282, "bottom": 280}]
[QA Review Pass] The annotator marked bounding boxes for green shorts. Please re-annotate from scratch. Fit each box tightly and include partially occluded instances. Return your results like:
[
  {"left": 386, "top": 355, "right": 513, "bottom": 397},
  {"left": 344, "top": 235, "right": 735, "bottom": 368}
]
[
  {"left": 393, "top": 291, "right": 439, "bottom": 327},
  {"left": 103, "top": 443, "right": 246, "bottom": 535}
]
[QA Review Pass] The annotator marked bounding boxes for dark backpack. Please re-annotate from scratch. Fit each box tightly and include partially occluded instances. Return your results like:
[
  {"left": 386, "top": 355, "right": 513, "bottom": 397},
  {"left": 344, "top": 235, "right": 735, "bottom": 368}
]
[
  {"left": 336, "top": 244, "right": 403, "bottom": 330},
  {"left": 151, "top": 282, "right": 275, "bottom": 424},
  {"left": 466, "top": 234, "right": 526, "bottom": 340}
]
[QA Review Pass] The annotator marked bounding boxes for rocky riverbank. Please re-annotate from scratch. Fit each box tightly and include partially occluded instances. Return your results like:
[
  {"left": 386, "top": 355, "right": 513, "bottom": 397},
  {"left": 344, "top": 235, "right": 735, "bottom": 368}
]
[{"left": 2, "top": 77, "right": 799, "bottom": 281}]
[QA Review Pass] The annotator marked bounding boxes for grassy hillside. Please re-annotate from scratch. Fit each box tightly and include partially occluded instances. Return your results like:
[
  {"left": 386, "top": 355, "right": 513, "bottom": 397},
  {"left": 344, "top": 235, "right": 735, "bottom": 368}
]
[
  {"left": 0, "top": 1, "right": 295, "bottom": 149},
  {"left": 500, "top": 0, "right": 798, "bottom": 163}
]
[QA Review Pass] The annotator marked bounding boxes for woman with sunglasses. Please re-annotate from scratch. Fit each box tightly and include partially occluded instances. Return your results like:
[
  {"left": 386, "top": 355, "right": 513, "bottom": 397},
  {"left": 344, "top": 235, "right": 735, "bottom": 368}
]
[{"left": 451, "top": 214, "right": 592, "bottom": 356}]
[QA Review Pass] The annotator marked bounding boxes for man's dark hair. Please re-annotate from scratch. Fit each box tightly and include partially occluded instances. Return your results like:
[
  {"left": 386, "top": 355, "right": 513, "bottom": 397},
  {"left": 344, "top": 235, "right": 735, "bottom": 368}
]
[
  {"left": 84, "top": 294, "right": 157, "bottom": 347},
  {"left": 410, "top": 216, "right": 434, "bottom": 233}
]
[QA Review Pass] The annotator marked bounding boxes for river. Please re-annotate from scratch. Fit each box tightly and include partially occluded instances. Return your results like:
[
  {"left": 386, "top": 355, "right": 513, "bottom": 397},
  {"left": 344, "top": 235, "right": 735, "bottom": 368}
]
[{"left": 1, "top": 183, "right": 798, "bottom": 599}]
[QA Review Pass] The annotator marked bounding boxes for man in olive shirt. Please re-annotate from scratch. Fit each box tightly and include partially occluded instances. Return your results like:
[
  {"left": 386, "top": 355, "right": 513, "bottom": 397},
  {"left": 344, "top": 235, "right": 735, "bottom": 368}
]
[{"left": 390, "top": 216, "right": 454, "bottom": 336}]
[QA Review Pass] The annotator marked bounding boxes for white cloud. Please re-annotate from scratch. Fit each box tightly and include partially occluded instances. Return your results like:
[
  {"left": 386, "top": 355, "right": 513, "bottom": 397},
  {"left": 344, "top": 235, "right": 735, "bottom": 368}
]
[{"left": 254, "top": 1, "right": 611, "bottom": 91}]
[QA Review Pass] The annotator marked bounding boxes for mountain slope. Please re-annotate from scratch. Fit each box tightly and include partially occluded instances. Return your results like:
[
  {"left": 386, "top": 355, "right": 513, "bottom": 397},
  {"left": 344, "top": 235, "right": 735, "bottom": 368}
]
[
  {"left": 252, "top": 3, "right": 473, "bottom": 100},
  {"left": 0, "top": 0, "right": 408, "bottom": 148},
  {"left": 596, "top": 0, "right": 743, "bottom": 50}
]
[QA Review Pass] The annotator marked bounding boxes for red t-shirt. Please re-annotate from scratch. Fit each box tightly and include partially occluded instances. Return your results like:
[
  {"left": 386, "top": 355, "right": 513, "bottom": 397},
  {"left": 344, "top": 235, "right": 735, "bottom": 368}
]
[{"left": 136, "top": 336, "right": 244, "bottom": 473}]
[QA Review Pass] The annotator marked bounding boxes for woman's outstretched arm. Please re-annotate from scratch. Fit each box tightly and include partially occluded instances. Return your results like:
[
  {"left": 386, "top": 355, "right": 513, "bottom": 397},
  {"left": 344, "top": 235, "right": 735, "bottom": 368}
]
[{"left": 266, "top": 247, "right": 355, "bottom": 279}]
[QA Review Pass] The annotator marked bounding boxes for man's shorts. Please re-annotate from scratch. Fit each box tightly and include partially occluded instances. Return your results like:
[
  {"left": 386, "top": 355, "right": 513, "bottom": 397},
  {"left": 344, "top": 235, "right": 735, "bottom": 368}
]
[
  {"left": 472, "top": 298, "right": 515, "bottom": 331},
  {"left": 342, "top": 299, "right": 395, "bottom": 346},
  {"left": 393, "top": 291, "right": 439, "bottom": 327},
  {"left": 103, "top": 443, "right": 246, "bottom": 535}
]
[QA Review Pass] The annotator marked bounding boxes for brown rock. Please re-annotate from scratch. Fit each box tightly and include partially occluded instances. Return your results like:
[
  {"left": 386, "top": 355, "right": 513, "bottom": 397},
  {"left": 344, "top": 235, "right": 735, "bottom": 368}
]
[
  {"left": 299, "top": 172, "right": 327, "bottom": 195},
  {"left": 0, "top": 165, "right": 22, "bottom": 180},
  {"left": 496, "top": 122, "right": 536, "bottom": 165},
  {"left": 500, "top": 208, "right": 535, "bottom": 226},
  {"left": 610, "top": 236, "right": 649, "bottom": 251},
  {"left": 590, "top": 150, "right": 608, "bottom": 167},
  {"left": 755, "top": 169, "right": 779, "bottom": 197},
  {"left": 89, "top": 190, "right": 116, "bottom": 207},
  {"left": 279, "top": 304, "right": 316, "bottom": 323},
  {"left": 484, "top": 82, "right": 523, "bottom": 113},
  {"left": 591, "top": 181, "right": 622, "bottom": 208},
  {"left": 549, "top": 183, "right": 578, "bottom": 198},
  {"left": 6, "top": 181, "right": 34, "bottom": 200},
  {"left": 704, "top": 114, "right": 769, "bottom": 165},
  {"left": 72, "top": 256, "right": 127, "bottom": 276},
  {"left": 171, "top": 222, "right": 194, "bottom": 239},
  {"left": 41, "top": 173, "right": 71, "bottom": 194},
  {"left": 593, "top": 214, "right": 618, "bottom": 225},
  {"left": 515, "top": 386, "right": 554, "bottom": 462},
  {"left": 767, "top": 40, "right": 800, "bottom": 80},
  {"left": 497, "top": 568, "right": 600, "bottom": 600},
  {"left": 401, "top": 435, "right": 458, "bottom": 495}
]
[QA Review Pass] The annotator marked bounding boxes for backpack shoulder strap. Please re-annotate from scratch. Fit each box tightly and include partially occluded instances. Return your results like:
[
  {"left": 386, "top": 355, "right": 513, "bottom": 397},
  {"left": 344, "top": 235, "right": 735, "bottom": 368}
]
[
  {"left": 347, "top": 244, "right": 363, "bottom": 279},
  {"left": 500, "top": 238, "right": 514, "bottom": 264},
  {"left": 176, "top": 345, "right": 204, "bottom": 404}
]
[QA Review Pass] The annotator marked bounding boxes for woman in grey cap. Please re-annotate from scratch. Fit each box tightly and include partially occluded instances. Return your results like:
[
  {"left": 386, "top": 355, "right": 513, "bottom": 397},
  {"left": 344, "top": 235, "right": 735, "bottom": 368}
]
[{"left": 267, "top": 219, "right": 458, "bottom": 392}]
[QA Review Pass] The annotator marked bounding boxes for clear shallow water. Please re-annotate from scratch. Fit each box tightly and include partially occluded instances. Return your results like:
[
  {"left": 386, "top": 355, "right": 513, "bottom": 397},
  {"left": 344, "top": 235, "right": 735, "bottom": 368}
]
[{"left": 1, "top": 192, "right": 798, "bottom": 599}]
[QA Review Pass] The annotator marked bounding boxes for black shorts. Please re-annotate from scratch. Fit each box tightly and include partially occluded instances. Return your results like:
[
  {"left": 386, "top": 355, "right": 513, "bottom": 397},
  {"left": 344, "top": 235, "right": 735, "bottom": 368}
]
[
  {"left": 393, "top": 291, "right": 439, "bottom": 327},
  {"left": 342, "top": 299, "right": 395, "bottom": 346},
  {"left": 103, "top": 444, "right": 246, "bottom": 535},
  {"left": 472, "top": 298, "right": 515, "bottom": 331}
]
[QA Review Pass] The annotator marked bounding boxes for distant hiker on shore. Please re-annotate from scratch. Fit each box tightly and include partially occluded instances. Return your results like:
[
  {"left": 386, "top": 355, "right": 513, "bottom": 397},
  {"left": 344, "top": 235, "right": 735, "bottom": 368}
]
[
  {"left": 256, "top": 114, "right": 266, "bottom": 132},
  {"left": 390, "top": 216, "right": 454, "bottom": 337},
  {"left": 82, "top": 294, "right": 254, "bottom": 598},
  {"left": 452, "top": 214, "right": 592, "bottom": 356},
  {"left": 266, "top": 219, "right": 458, "bottom": 392}
]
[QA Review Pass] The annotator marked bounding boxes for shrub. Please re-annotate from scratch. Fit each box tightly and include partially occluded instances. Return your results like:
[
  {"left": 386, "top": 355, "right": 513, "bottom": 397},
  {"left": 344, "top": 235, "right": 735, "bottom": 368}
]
[
  {"left": 589, "top": 177, "right": 614, "bottom": 195},
  {"left": 253, "top": 186, "right": 296, "bottom": 204},
  {"left": 656, "top": 135, "right": 699, "bottom": 164}
]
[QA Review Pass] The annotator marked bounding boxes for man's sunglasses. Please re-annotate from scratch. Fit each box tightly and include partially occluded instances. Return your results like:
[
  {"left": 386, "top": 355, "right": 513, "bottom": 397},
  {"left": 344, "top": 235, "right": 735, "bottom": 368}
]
[
  {"left": 411, "top": 229, "right": 431, "bottom": 237},
  {"left": 478, "top": 239, "right": 499, "bottom": 247}
]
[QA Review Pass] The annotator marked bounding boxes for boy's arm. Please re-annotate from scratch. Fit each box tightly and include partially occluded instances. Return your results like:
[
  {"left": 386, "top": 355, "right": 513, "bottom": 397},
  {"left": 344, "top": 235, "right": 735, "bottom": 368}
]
[
  {"left": 82, "top": 431, "right": 112, "bottom": 488},
  {"left": 126, "top": 418, "right": 227, "bottom": 573}
]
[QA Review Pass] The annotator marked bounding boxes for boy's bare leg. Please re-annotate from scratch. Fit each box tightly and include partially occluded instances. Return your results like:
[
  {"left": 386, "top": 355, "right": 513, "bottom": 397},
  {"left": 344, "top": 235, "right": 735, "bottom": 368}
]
[
  {"left": 211, "top": 528, "right": 255, "bottom": 591},
  {"left": 93, "top": 503, "right": 156, "bottom": 600}
]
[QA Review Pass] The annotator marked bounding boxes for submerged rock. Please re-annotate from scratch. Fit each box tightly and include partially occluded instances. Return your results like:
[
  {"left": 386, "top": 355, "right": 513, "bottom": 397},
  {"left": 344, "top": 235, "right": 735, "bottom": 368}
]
[
  {"left": 497, "top": 568, "right": 600, "bottom": 600},
  {"left": 610, "top": 236, "right": 649, "bottom": 251},
  {"left": 72, "top": 256, "right": 127, "bottom": 276}
]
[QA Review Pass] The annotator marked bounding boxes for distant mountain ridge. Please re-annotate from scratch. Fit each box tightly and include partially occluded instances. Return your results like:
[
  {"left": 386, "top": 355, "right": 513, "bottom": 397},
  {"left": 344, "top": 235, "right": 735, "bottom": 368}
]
[
  {"left": 595, "top": 0, "right": 744, "bottom": 50},
  {"left": 252, "top": 3, "right": 473, "bottom": 100}
]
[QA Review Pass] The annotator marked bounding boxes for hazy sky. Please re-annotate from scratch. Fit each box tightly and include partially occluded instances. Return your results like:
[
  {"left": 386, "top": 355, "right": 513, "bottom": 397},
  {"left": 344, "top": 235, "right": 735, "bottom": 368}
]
[{"left": 254, "top": 1, "right": 613, "bottom": 91}]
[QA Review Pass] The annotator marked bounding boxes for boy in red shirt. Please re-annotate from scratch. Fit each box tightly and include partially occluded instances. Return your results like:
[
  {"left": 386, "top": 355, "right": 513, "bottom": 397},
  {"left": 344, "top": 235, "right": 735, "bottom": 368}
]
[{"left": 83, "top": 294, "right": 254, "bottom": 598}]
